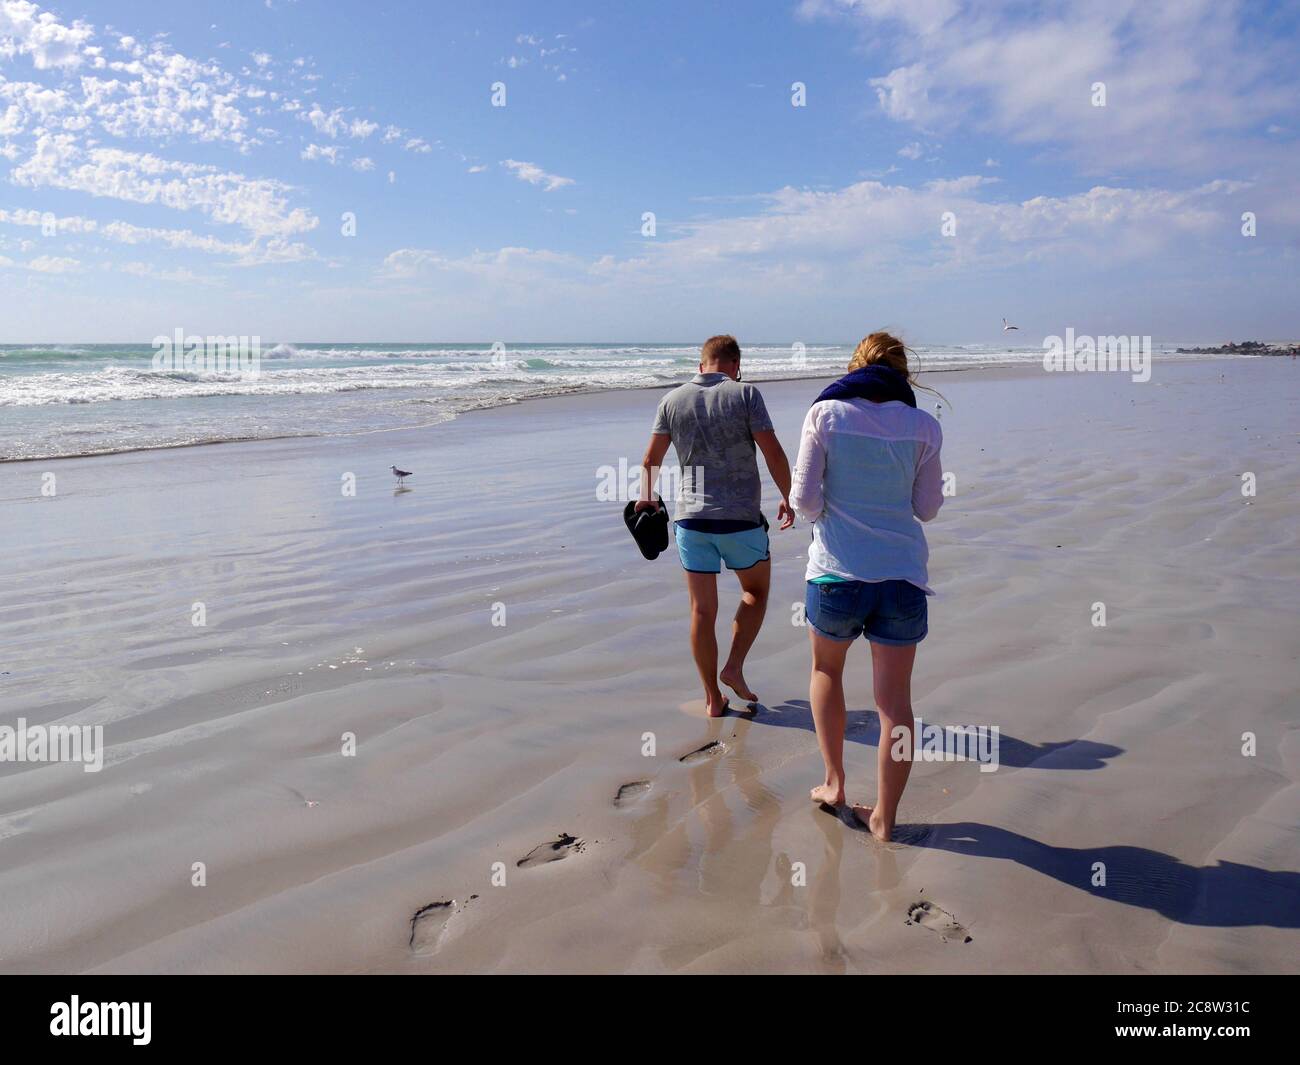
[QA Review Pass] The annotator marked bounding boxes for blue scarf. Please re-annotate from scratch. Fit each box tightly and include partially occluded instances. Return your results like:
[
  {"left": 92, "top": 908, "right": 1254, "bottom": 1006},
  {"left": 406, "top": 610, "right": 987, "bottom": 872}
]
[{"left": 814, "top": 364, "right": 916, "bottom": 408}]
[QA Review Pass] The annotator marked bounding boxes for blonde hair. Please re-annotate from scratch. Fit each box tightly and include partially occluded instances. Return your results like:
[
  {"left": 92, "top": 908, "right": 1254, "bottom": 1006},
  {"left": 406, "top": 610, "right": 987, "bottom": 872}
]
[
  {"left": 847, "top": 331, "right": 947, "bottom": 407},
  {"left": 848, "top": 332, "right": 910, "bottom": 376}
]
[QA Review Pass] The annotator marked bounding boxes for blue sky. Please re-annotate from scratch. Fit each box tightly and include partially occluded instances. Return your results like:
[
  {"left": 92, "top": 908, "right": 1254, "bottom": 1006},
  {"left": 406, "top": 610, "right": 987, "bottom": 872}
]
[{"left": 1, "top": 0, "right": 1297, "bottom": 343}]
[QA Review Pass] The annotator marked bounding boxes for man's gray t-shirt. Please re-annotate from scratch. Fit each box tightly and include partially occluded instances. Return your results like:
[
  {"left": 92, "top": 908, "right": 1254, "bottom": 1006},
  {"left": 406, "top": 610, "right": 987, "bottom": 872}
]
[{"left": 651, "top": 372, "right": 774, "bottom": 524}]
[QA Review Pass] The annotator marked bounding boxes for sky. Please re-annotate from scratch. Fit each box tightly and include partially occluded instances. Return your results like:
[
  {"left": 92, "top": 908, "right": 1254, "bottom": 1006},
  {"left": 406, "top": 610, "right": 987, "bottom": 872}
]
[{"left": 0, "top": 0, "right": 1297, "bottom": 344}]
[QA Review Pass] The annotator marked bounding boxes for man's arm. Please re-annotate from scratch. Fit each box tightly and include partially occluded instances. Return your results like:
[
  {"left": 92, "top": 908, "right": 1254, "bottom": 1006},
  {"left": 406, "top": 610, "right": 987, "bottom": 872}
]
[
  {"left": 635, "top": 433, "right": 672, "bottom": 512},
  {"left": 752, "top": 429, "right": 795, "bottom": 529}
]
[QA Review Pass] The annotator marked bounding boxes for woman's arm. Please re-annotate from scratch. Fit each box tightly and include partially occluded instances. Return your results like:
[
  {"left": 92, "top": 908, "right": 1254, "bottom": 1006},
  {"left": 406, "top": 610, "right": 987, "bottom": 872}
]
[
  {"left": 790, "top": 406, "right": 826, "bottom": 522},
  {"left": 912, "top": 437, "right": 944, "bottom": 522}
]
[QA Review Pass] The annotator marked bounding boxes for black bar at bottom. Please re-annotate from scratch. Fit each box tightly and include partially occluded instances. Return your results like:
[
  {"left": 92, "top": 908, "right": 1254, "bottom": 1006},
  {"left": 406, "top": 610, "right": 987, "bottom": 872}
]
[{"left": 0, "top": 974, "right": 1290, "bottom": 1051}]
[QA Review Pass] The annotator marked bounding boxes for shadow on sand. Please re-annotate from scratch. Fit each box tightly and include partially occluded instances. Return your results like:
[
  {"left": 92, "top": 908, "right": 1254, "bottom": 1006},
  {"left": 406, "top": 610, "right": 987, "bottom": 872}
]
[
  {"left": 902, "top": 821, "right": 1300, "bottom": 928},
  {"left": 756, "top": 701, "right": 1297, "bottom": 928},
  {"left": 758, "top": 698, "right": 1123, "bottom": 770}
]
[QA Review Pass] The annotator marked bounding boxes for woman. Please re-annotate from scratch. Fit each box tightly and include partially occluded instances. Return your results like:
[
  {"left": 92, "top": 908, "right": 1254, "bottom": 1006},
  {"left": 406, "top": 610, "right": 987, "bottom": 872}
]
[{"left": 790, "top": 333, "right": 944, "bottom": 841}]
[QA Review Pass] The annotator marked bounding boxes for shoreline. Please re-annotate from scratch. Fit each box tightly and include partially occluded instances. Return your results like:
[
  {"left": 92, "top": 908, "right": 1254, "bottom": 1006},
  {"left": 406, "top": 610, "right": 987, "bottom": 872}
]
[{"left": 0, "top": 354, "right": 1250, "bottom": 466}]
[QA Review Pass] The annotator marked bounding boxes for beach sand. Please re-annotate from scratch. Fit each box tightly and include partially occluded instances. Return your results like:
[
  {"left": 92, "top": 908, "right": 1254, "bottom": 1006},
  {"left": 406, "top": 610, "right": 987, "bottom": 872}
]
[{"left": 1, "top": 357, "right": 1297, "bottom": 974}]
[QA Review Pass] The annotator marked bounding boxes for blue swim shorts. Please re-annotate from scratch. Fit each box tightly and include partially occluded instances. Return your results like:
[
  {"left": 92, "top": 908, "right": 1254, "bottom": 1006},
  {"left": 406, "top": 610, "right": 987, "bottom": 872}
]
[{"left": 675, "top": 524, "right": 770, "bottom": 574}]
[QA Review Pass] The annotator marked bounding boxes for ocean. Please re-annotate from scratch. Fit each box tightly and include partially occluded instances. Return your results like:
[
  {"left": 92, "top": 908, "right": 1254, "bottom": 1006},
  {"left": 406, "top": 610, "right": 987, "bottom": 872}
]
[{"left": 0, "top": 340, "right": 1224, "bottom": 461}]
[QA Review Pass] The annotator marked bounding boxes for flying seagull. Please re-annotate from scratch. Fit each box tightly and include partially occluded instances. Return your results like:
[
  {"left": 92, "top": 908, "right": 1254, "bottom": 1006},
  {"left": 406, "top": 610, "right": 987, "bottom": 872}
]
[
  {"left": 1002, "top": 317, "right": 1020, "bottom": 332},
  {"left": 390, "top": 465, "right": 413, "bottom": 485}
]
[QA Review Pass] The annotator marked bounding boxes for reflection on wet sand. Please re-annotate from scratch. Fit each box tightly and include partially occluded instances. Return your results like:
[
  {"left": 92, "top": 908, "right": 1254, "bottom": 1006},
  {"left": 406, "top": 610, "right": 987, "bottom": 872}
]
[
  {"left": 809, "top": 807, "right": 847, "bottom": 970},
  {"left": 626, "top": 715, "right": 783, "bottom": 899}
]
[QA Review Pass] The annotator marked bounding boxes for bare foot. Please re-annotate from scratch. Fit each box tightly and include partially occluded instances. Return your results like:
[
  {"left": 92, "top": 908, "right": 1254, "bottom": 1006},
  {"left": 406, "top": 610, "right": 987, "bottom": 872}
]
[
  {"left": 705, "top": 693, "right": 730, "bottom": 718},
  {"left": 851, "top": 805, "right": 892, "bottom": 842},
  {"left": 719, "top": 666, "right": 758, "bottom": 704},
  {"left": 810, "top": 783, "right": 844, "bottom": 806}
]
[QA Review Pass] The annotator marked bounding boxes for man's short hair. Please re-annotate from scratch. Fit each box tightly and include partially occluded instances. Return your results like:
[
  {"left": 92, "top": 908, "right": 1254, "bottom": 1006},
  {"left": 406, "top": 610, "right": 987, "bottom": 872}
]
[{"left": 701, "top": 334, "right": 741, "bottom": 365}]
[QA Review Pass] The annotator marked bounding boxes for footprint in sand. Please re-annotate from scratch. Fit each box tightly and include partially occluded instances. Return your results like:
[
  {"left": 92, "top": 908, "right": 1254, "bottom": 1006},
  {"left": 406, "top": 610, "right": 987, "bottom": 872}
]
[
  {"left": 614, "top": 781, "right": 651, "bottom": 807},
  {"left": 516, "top": 832, "right": 585, "bottom": 868},
  {"left": 679, "top": 740, "right": 726, "bottom": 764},
  {"left": 409, "top": 899, "right": 455, "bottom": 955},
  {"left": 906, "top": 900, "right": 972, "bottom": 944}
]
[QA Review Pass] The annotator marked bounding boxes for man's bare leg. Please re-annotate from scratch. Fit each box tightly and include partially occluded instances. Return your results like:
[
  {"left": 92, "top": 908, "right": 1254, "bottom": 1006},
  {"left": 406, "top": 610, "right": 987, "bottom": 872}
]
[
  {"left": 720, "top": 559, "right": 769, "bottom": 704},
  {"left": 685, "top": 570, "right": 728, "bottom": 717},
  {"left": 808, "top": 628, "right": 852, "bottom": 806},
  {"left": 853, "top": 641, "right": 916, "bottom": 841}
]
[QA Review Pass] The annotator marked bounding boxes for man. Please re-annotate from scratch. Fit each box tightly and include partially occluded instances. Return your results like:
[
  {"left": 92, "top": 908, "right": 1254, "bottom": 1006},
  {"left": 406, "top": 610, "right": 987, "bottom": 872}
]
[{"left": 636, "top": 335, "right": 794, "bottom": 717}]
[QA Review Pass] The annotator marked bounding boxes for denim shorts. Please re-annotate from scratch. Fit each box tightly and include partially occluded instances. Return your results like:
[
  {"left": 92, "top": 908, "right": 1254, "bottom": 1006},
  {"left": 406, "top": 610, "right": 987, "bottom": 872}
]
[
  {"left": 804, "top": 579, "right": 928, "bottom": 646},
  {"left": 675, "top": 525, "right": 770, "bottom": 573}
]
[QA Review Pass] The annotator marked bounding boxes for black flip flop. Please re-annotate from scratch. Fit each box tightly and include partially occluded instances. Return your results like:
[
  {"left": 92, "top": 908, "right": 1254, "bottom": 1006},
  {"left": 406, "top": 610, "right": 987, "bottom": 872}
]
[{"left": 623, "top": 496, "right": 669, "bottom": 560}]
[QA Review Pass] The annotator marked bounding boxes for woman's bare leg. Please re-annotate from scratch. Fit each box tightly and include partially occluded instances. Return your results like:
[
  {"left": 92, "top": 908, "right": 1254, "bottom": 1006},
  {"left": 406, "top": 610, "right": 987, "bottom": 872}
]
[
  {"left": 854, "top": 641, "right": 916, "bottom": 841},
  {"left": 808, "top": 629, "right": 852, "bottom": 806}
]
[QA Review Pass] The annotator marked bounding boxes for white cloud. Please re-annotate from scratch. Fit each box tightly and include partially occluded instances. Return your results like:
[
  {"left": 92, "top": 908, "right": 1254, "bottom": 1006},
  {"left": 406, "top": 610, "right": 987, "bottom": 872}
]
[
  {"left": 0, "top": 0, "right": 93, "bottom": 70},
  {"left": 12, "top": 133, "right": 319, "bottom": 239},
  {"left": 897, "top": 141, "right": 923, "bottom": 159},
  {"left": 100, "top": 219, "right": 248, "bottom": 255},
  {"left": 79, "top": 49, "right": 252, "bottom": 147},
  {"left": 0, "top": 1, "right": 423, "bottom": 168},
  {"left": 301, "top": 142, "right": 341, "bottom": 164},
  {"left": 231, "top": 237, "right": 316, "bottom": 265},
  {"left": 501, "top": 158, "right": 573, "bottom": 191},
  {"left": 117, "top": 260, "right": 205, "bottom": 283},
  {"left": 377, "top": 174, "right": 1264, "bottom": 301},
  {"left": 0, "top": 0, "right": 453, "bottom": 283},
  {"left": 26, "top": 254, "right": 80, "bottom": 272},
  {"left": 300, "top": 108, "right": 382, "bottom": 142},
  {"left": 0, "top": 206, "right": 96, "bottom": 232},
  {"left": 303, "top": 104, "right": 346, "bottom": 137},
  {"left": 0, "top": 205, "right": 315, "bottom": 264},
  {"left": 870, "top": 63, "right": 931, "bottom": 123},
  {"left": 380, "top": 247, "right": 442, "bottom": 277},
  {"left": 813, "top": 0, "right": 1300, "bottom": 173},
  {"left": 381, "top": 245, "right": 582, "bottom": 283},
  {"left": 0, "top": 103, "right": 24, "bottom": 135},
  {"left": 504, "top": 28, "right": 578, "bottom": 80}
]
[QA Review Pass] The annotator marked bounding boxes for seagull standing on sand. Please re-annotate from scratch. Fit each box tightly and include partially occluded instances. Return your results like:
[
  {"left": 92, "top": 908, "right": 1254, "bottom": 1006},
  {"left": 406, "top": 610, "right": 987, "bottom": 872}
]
[
  {"left": 390, "top": 465, "right": 413, "bottom": 485},
  {"left": 1002, "top": 317, "right": 1020, "bottom": 332}
]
